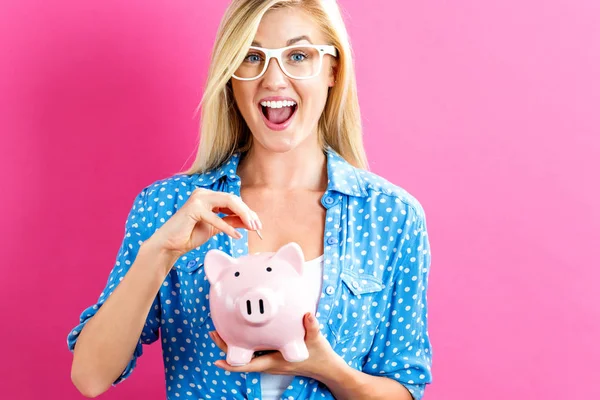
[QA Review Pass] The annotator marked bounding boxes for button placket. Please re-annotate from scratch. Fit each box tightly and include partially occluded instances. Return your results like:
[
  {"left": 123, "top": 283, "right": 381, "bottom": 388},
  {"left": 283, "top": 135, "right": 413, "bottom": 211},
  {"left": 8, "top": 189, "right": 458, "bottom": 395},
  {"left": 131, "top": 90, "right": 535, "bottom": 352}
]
[{"left": 316, "top": 194, "right": 343, "bottom": 345}]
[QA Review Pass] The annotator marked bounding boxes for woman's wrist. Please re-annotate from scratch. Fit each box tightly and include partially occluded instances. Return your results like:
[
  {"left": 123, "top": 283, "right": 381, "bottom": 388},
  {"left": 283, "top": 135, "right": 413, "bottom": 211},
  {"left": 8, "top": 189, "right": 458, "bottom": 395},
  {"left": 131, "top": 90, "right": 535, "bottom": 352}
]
[
  {"left": 138, "top": 239, "right": 181, "bottom": 277},
  {"left": 309, "top": 353, "right": 360, "bottom": 390},
  {"left": 311, "top": 356, "right": 413, "bottom": 400}
]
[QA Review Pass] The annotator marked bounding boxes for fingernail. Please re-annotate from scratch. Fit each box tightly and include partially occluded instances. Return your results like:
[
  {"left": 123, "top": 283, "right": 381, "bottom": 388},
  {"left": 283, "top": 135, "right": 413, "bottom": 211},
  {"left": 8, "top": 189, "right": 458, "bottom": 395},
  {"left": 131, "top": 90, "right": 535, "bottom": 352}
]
[
  {"left": 234, "top": 230, "right": 242, "bottom": 239},
  {"left": 256, "top": 219, "right": 263, "bottom": 230},
  {"left": 251, "top": 220, "right": 258, "bottom": 231}
]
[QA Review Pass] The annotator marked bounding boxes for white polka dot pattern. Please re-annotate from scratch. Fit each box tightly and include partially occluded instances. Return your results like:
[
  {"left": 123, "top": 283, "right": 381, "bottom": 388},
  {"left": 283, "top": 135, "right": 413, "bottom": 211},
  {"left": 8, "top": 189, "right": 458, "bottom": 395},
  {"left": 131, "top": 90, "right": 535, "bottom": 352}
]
[{"left": 67, "top": 147, "right": 433, "bottom": 399}]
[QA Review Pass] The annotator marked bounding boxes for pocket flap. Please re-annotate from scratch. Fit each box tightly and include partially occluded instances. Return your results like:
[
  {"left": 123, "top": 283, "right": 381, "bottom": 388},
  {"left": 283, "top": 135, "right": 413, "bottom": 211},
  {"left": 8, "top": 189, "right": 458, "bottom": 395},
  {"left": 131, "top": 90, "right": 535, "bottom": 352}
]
[
  {"left": 173, "top": 250, "right": 206, "bottom": 274},
  {"left": 340, "top": 270, "right": 384, "bottom": 296}
]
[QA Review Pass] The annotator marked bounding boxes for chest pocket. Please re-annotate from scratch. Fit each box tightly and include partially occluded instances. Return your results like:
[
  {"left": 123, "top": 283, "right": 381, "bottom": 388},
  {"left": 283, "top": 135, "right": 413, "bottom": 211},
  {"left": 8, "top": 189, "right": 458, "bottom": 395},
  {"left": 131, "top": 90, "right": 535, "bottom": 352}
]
[{"left": 327, "top": 269, "right": 386, "bottom": 343}]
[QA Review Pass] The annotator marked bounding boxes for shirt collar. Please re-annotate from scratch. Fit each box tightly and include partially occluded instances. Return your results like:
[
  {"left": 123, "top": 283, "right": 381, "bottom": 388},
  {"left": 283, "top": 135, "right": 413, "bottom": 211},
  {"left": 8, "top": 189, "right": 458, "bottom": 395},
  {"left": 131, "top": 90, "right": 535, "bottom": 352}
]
[
  {"left": 191, "top": 153, "right": 241, "bottom": 187},
  {"left": 323, "top": 146, "right": 368, "bottom": 197},
  {"left": 191, "top": 146, "right": 367, "bottom": 197}
]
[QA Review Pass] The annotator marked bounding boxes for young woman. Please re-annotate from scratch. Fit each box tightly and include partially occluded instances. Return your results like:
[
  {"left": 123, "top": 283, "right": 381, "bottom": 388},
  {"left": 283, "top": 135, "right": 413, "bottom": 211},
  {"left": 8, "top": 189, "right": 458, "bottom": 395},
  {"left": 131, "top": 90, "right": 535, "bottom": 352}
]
[{"left": 67, "top": 1, "right": 433, "bottom": 399}]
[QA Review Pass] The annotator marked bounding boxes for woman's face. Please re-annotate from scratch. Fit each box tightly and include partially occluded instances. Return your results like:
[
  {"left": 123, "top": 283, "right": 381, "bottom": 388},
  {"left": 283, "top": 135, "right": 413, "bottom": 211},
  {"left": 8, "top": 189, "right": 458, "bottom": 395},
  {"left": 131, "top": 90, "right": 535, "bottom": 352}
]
[{"left": 231, "top": 7, "right": 337, "bottom": 153}]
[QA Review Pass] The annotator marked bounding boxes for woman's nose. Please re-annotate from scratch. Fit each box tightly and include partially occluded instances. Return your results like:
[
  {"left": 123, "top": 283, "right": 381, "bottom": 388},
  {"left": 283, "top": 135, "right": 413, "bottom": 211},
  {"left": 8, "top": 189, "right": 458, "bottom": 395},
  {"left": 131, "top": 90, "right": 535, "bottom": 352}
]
[{"left": 261, "top": 58, "right": 288, "bottom": 90}]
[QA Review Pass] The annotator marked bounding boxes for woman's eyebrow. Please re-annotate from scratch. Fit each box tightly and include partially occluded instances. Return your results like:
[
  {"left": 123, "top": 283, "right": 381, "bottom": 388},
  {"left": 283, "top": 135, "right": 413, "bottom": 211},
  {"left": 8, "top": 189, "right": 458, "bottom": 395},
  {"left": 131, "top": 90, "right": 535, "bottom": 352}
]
[{"left": 251, "top": 35, "right": 313, "bottom": 47}]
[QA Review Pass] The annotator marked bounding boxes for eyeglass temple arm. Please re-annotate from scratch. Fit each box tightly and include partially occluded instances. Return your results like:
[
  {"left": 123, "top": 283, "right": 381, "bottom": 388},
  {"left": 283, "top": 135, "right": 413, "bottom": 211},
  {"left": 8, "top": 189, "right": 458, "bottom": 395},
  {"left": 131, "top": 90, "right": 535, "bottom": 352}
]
[{"left": 321, "top": 45, "right": 338, "bottom": 57}]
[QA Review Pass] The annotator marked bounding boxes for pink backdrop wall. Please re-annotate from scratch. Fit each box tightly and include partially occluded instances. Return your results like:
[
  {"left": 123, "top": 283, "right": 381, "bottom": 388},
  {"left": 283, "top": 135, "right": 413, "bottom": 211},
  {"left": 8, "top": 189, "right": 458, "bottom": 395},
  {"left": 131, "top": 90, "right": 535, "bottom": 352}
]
[{"left": 1, "top": 0, "right": 598, "bottom": 399}]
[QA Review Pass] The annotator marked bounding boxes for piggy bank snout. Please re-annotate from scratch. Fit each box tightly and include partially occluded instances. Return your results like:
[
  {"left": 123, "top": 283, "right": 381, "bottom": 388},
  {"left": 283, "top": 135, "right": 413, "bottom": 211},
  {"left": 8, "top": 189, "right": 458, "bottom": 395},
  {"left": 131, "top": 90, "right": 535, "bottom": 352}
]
[{"left": 238, "top": 288, "right": 278, "bottom": 325}]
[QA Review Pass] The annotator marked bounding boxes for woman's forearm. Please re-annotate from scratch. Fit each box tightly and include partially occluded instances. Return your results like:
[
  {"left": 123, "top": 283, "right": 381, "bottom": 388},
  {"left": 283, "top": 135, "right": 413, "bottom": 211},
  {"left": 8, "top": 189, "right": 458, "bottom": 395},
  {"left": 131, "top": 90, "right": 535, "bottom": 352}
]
[
  {"left": 70, "top": 241, "right": 176, "bottom": 398},
  {"left": 314, "top": 357, "right": 413, "bottom": 400}
]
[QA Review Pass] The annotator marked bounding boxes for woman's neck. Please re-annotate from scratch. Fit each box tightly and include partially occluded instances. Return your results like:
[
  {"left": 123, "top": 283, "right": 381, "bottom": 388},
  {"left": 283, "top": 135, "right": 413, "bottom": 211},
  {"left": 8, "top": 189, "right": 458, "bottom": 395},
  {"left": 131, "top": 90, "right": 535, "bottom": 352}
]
[{"left": 237, "top": 143, "right": 328, "bottom": 191}]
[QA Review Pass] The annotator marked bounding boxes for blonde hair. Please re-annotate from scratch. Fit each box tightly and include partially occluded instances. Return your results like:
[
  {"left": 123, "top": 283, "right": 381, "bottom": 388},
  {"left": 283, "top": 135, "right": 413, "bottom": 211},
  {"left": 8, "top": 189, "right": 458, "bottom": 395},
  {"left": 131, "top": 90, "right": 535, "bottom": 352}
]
[{"left": 183, "top": 0, "right": 368, "bottom": 174}]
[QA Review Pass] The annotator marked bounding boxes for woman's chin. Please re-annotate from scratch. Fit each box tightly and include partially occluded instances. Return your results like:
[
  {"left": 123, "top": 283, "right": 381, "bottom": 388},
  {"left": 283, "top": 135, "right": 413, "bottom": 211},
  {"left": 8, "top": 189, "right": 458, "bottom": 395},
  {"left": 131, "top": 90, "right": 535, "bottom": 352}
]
[
  {"left": 259, "top": 138, "right": 298, "bottom": 153},
  {"left": 252, "top": 130, "right": 300, "bottom": 153}
]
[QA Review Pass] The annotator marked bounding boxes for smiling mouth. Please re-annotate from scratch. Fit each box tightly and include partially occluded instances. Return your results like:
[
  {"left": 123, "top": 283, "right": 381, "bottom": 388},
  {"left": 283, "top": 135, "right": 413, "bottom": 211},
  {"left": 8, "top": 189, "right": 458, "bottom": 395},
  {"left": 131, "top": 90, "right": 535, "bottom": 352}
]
[{"left": 260, "top": 104, "right": 298, "bottom": 125}]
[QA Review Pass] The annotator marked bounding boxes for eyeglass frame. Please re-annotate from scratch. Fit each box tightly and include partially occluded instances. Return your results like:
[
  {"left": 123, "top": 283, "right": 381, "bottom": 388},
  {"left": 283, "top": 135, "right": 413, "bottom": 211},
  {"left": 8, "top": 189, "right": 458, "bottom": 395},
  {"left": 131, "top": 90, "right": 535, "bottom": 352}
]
[{"left": 231, "top": 44, "right": 338, "bottom": 81}]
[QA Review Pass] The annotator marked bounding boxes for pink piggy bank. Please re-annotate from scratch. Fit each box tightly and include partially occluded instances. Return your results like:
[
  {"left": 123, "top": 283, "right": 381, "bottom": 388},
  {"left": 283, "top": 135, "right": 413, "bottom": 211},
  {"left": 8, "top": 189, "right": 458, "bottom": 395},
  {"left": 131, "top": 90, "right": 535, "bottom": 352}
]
[{"left": 204, "top": 242, "right": 314, "bottom": 366}]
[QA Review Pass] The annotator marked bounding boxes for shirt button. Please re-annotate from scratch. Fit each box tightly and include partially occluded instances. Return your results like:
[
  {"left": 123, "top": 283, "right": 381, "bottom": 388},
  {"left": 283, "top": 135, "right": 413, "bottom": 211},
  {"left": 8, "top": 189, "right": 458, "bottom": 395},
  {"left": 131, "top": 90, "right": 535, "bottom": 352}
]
[
  {"left": 324, "top": 196, "right": 335, "bottom": 205},
  {"left": 352, "top": 281, "right": 359, "bottom": 289},
  {"left": 326, "top": 286, "right": 335, "bottom": 295},
  {"left": 326, "top": 237, "right": 338, "bottom": 245},
  {"left": 187, "top": 260, "right": 197, "bottom": 268}
]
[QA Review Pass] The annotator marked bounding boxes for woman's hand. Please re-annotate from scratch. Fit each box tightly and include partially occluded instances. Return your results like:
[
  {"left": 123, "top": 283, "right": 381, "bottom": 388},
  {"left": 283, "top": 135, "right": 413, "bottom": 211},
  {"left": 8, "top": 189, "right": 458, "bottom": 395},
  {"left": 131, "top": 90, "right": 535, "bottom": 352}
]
[
  {"left": 147, "top": 188, "right": 261, "bottom": 259},
  {"left": 210, "top": 313, "right": 347, "bottom": 380}
]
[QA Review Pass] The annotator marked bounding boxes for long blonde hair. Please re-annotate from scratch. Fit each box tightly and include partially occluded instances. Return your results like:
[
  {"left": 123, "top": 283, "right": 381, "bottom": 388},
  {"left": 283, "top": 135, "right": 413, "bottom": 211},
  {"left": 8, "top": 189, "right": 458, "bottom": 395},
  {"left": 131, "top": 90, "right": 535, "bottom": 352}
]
[{"left": 183, "top": 0, "right": 368, "bottom": 174}]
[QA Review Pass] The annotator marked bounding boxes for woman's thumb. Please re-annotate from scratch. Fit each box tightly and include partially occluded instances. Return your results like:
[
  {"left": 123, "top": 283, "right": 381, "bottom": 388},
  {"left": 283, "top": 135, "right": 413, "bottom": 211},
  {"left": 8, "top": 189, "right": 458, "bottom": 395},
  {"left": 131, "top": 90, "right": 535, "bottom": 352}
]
[{"left": 304, "top": 313, "right": 320, "bottom": 340}]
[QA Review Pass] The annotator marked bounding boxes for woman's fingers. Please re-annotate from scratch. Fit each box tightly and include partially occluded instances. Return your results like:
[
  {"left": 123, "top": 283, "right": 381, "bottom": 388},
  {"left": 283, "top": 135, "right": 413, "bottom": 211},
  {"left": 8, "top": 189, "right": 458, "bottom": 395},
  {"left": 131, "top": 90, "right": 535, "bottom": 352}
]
[
  {"left": 210, "top": 330, "right": 287, "bottom": 373},
  {"left": 209, "top": 331, "right": 228, "bottom": 352},
  {"left": 192, "top": 190, "right": 261, "bottom": 236},
  {"left": 189, "top": 190, "right": 254, "bottom": 227},
  {"left": 213, "top": 207, "right": 234, "bottom": 215},
  {"left": 221, "top": 215, "right": 246, "bottom": 229},
  {"left": 151, "top": 188, "right": 262, "bottom": 257},
  {"left": 214, "top": 352, "right": 280, "bottom": 373},
  {"left": 200, "top": 210, "right": 243, "bottom": 239},
  {"left": 211, "top": 192, "right": 261, "bottom": 231}
]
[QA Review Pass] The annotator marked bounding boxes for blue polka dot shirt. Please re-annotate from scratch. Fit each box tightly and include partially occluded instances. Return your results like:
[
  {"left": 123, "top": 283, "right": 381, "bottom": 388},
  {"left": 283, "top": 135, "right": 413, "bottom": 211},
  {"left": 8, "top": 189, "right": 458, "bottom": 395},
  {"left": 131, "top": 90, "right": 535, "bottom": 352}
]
[{"left": 67, "top": 148, "right": 433, "bottom": 400}]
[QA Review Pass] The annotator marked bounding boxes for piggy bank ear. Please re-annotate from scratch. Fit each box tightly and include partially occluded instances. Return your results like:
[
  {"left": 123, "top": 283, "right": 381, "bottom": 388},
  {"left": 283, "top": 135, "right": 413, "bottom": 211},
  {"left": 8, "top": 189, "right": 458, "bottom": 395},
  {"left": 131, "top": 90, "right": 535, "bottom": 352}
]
[
  {"left": 204, "top": 249, "right": 236, "bottom": 284},
  {"left": 273, "top": 242, "right": 305, "bottom": 276}
]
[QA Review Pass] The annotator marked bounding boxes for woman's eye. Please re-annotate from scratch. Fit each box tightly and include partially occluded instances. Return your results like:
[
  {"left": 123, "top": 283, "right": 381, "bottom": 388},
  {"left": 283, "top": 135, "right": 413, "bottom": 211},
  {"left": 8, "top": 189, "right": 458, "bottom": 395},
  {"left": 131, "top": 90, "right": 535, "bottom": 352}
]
[
  {"left": 290, "top": 52, "right": 307, "bottom": 62},
  {"left": 245, "top": 54, "right": 262, "bottom": 63}
]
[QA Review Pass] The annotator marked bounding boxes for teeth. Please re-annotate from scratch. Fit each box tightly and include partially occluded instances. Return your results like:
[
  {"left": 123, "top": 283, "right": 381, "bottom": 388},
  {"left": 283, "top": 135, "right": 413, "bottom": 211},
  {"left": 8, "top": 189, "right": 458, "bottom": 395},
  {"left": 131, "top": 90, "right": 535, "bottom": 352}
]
[{"left": 260, "top": 100, "right": 297, "bottom": 108}]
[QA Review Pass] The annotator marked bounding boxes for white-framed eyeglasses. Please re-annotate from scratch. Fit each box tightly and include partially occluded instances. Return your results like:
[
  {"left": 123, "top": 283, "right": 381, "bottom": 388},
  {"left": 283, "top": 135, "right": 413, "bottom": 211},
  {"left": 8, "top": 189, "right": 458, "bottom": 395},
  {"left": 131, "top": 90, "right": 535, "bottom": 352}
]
[{"left": 232, "top": 44, "right": 338, "bottom": 81}]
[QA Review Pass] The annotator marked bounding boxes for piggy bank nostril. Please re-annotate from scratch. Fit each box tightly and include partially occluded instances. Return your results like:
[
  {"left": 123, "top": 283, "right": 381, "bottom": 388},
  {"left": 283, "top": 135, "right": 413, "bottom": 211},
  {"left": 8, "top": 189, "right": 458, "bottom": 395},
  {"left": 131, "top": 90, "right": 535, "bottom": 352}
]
[
  {"left": 244, "top": 299, "right": 265, "bottom": 316},
  {"left": 237, "top": 290, "right": 279, "bottom": 325}
]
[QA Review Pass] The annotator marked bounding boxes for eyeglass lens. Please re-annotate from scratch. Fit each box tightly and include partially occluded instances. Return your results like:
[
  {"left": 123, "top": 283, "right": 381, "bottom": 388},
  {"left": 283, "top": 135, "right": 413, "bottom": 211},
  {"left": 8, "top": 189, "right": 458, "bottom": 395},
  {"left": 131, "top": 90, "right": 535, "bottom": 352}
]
[{"left": 234, "top": 47, "right": 322, "bottom": 79}]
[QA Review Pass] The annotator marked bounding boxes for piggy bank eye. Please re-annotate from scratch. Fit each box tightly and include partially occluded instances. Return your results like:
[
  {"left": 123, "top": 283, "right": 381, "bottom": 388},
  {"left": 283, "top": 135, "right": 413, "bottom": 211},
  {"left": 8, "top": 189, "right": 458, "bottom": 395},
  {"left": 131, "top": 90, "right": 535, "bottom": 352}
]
[
  {"left": 266, "top": 267, "right": 272, "bottom": 272},
  {"left": 234, "top": 271, "right": 240, "bottom": 277}
]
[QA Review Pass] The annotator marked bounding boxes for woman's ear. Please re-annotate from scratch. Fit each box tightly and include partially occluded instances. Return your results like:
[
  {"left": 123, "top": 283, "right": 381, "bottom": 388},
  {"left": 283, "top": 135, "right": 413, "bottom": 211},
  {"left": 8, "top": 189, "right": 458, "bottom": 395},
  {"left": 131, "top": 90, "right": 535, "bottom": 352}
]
[{"left": 329, "top": 61, "right": 338, "bottom": 87}]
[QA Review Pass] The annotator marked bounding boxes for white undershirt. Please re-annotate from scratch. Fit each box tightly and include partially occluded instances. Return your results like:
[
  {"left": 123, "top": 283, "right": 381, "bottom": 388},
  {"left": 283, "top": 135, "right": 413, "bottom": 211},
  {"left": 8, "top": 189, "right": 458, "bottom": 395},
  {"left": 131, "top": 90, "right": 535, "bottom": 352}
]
[{"left": 260, "top": 254, "right": 324, "bottom": 400}]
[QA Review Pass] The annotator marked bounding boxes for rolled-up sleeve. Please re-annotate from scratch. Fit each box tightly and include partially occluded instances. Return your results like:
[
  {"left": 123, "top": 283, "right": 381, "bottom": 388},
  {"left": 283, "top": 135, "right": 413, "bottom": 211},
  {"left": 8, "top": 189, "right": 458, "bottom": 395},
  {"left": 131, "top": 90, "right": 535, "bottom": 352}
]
[
  {"left": 66, "top": 188, "right": 161, "bottom": 385},
  {"left": 362, "top": 206, "right": 433, "bottom": 400}
]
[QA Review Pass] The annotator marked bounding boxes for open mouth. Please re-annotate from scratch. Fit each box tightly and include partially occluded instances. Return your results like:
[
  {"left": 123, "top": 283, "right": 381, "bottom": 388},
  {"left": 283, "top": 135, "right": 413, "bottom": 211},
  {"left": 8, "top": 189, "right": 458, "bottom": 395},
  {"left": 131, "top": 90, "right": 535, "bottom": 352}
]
[{"left": 259, "top": 103, "right": 298, "bottom": 131}]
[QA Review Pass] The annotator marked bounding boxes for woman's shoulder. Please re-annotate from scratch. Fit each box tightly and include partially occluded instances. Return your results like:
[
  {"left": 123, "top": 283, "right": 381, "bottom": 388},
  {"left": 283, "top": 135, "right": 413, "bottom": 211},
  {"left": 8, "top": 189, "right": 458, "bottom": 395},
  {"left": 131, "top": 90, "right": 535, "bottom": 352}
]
[
  {"left": 143, "top": 172, "right": 203, "bottom": 196},
  {"left": 136, "top": 170, "right": 227, "bottom": 197},
  {"left": 354, "top": 168, "right": 427, "bottom": 218}
]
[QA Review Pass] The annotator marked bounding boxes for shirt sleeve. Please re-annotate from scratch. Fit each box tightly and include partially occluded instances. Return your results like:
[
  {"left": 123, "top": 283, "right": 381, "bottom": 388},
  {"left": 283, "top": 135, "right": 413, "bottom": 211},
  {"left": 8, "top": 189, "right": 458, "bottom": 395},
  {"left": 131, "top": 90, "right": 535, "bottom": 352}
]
[
  {"left": 362, "top": 206, "right": 433, "bottom": 400},
  {"left": 66, "top": 187, "right": 161, "bottom": 385}
]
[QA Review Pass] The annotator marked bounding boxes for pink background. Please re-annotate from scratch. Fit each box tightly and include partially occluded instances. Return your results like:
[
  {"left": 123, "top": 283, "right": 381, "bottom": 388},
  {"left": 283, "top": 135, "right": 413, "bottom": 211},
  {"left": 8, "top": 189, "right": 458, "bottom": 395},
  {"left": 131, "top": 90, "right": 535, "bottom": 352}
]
[{"left": 1, "top": 0, "right": 598, "bottom": 399}]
